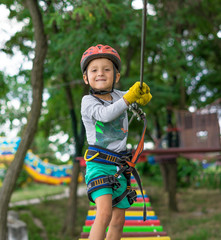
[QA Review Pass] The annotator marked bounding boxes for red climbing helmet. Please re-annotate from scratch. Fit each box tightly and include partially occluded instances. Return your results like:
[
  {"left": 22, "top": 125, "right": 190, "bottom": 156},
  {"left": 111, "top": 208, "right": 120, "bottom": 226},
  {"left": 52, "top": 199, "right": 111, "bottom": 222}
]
[{"left": 80, "top": 44, "right": 121, "bottom": 73}]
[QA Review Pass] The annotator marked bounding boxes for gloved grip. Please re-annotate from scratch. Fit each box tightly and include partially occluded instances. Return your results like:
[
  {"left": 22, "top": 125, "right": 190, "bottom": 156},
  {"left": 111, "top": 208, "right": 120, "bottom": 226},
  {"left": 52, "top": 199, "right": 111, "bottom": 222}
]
[
  {"left": 123, "top": 82, "right": 150, "bottom": 105},
  {"left": 123, "top": 82, "right": 150, "bottom": 104}
]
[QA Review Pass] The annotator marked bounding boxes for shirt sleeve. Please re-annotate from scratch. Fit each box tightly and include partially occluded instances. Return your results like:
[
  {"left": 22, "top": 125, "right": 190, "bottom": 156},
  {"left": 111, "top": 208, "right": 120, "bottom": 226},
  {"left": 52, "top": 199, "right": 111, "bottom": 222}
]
[{"left": 81, "top": 95, "right": 128, "bottom": 123}]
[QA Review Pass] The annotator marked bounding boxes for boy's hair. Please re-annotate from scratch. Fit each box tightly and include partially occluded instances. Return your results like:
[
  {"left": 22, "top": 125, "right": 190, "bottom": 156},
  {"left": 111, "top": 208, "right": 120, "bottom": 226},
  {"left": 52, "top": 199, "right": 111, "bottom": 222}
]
[{"left": 80, "top": 44, "right": 121, "bottom": 73}]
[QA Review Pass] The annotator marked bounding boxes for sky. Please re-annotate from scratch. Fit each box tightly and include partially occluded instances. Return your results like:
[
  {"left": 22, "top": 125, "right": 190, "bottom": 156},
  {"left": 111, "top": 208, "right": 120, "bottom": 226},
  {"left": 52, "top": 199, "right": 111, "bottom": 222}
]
[
  {"left": 0, "top": 5, "right": 31, "bottom": 76},
  {"left": 0, "top": 5, "right": 31, "bottom": 139}
]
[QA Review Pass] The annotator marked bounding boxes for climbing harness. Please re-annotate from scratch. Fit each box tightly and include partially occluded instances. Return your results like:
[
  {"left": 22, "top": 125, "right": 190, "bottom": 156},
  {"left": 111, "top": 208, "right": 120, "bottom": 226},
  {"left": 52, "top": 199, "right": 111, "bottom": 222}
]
[{"left": 84, "top": 104, "right": 147, "bottom": 221}]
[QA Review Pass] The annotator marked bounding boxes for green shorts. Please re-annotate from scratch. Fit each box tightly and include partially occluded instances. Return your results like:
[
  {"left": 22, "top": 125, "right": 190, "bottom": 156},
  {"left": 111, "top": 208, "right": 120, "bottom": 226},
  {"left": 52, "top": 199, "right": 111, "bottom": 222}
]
[{"left": 85, "top": 161, "right": 131, "bottom": 209}]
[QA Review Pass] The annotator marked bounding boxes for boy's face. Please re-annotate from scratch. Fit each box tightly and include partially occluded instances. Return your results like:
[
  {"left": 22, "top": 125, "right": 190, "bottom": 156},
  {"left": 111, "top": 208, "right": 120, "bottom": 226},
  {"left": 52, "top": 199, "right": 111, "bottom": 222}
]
[{"left": 83, "top": 58, "right": 120, "bottom": 92}]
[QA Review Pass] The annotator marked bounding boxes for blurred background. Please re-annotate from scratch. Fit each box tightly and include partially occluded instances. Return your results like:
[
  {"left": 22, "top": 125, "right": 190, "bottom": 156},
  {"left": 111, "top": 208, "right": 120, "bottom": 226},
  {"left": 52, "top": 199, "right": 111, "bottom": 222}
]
[{"left": 0, "top": 1, "right": 221, "bottom": 240}]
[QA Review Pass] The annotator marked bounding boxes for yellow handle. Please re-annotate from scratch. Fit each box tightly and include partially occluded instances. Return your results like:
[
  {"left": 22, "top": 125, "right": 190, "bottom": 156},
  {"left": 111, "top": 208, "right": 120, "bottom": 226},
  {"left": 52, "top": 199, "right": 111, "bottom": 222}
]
[{"left": 84, "top": 150, "right": 99, "bottom": 162}]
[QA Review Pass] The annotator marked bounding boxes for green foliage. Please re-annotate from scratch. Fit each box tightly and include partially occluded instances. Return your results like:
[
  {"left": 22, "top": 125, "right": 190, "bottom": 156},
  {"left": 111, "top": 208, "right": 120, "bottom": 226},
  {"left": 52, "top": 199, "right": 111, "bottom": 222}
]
[
  {"left": 11, "top": 195, "right": 88, "bottom": 240},
  {"left": 177, "top": 157, "right": 200, "bottom": 188},
  {"left": 136, "top": 161, "right": 162, "bottom": 184},
  {"left": 198, "top": 164, "right": 221, "bottom": 189},
  {"left": 177, "top": 158, "right": 221, "bottom": 189},
  {"left": 136, "top": 157, "right": 221, "bottom": 190},
  {"left": 1, "top": 0, "right": 221, "bottom": 167},
  {"left": 19, "top": 213, "right": 43, "bottom": 240},
  {"left": 0, "top": 72, "right": 9, "bottom": 98},
  {"left": 15, "top": 168, "right": 31, "bottom": 190}
]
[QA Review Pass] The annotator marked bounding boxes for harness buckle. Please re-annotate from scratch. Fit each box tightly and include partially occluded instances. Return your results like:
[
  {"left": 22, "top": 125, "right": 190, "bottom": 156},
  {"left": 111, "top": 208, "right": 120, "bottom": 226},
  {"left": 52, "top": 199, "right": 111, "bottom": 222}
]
[
  {"left": 127, "top": 189, "right": 137, "bottom": 205},
  {"left": 108, "top": 175, "right": 121, "bottom": 190},
  {"left": 120, "top": 153, "right": 135, "bottom": 169}
]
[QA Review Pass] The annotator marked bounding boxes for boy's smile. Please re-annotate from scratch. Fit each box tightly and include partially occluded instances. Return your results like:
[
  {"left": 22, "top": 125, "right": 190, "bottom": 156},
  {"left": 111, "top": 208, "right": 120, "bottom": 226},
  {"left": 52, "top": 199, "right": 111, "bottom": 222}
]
[{"left": 83, "top": 58, "right": 120, "bottom": 95}]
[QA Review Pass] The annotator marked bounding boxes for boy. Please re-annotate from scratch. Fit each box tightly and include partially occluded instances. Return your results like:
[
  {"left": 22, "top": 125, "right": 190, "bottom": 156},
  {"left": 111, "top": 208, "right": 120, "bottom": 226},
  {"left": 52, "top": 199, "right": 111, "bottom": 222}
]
[{"left": 80, "top": 44, "right": 152, "bottom": 240}]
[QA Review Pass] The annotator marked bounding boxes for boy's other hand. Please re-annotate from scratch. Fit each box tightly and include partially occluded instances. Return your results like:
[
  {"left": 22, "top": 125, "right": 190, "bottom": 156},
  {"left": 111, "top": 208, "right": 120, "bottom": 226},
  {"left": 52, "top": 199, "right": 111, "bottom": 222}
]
[{"left": 123, "top": 82, "right": 151, "bottom": 105}]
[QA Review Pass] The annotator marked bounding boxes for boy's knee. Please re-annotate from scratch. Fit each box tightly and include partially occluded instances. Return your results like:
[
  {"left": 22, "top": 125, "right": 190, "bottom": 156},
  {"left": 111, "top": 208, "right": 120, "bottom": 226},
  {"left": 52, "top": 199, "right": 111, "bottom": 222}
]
[
  {"left": 116, "top": 216, "right": 125, "bottom": 227},
  {"left": 110, "top": 213, "right": 125, "bottom": 228},
  {"left": 96, "top": 208, "right": 112, "bottom": 225}
]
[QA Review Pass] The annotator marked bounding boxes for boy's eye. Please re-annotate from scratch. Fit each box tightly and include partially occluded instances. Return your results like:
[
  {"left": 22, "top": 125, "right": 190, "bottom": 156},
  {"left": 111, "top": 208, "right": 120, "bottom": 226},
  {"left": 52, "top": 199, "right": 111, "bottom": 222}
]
[
  {"left": 105, "top": 68, "right": 111, "bottom": 71},
  {"left": 91, "top": 69, "right": 97, "bottom": 72}
]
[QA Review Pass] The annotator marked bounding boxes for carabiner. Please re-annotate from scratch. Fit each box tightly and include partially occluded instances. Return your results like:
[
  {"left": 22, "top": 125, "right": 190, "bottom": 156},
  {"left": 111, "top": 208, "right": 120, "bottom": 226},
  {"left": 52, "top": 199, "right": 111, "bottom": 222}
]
[{"left": 84, "top": 149, "right": 99, "bottom": 162}]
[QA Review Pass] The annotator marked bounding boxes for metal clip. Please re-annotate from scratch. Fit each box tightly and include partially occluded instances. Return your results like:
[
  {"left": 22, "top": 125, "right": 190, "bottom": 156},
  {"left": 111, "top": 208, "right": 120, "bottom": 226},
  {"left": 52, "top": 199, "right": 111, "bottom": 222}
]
[{"left": 129, "top": 103, "right": 146, "bottom": 122}]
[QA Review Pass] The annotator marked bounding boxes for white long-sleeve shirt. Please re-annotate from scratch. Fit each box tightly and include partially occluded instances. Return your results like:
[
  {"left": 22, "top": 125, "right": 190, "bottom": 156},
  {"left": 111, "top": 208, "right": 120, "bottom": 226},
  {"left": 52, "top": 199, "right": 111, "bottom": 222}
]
[{"left": 81, "top": 90, "right": 129, "bottom": 152}]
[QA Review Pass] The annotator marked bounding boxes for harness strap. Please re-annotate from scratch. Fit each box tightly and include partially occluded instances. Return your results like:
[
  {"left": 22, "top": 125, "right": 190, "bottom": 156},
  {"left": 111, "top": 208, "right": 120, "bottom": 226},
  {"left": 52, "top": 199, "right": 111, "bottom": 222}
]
[
  {"left": 87, "top": 175, "right": 121, "bottom": 203},
  {"left": 85, "top": 145, "right": 126, "bottom": 165},
  {"left": 131, "top": 116, "right": 147, "bottom": 165},
  {"left": 114, "top": 161, "right": 147, "bottom": 221},
  {"left": 112, "top": 186, "right": 130, "bottom": 206},
  {"left": 127, "top": 189, "right": 137, "bottom": 205},
  {"left": 112, "top": 170, "right": 131, "bottom": 207},
  {"left": 114, "top": 165, "right": 129, "bottom": 178},
  {"left": 85, "top": 149, "right": 123, "bottom": 165},
  {"left": 132, "top": 167, "right": 147, "bottom": 221},
  {"left": 86, "top": 169, "right": 136, "bottom": 207}
]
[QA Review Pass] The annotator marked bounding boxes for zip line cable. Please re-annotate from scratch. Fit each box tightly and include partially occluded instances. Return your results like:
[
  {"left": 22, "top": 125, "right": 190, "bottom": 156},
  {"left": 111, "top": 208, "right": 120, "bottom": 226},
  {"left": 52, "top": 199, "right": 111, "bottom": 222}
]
[
  {"left": 129, "top": 0, "right": 148, "bottom": 124},
  {"left": 140, "top": 0, "right": 147, "bottom": 89}
]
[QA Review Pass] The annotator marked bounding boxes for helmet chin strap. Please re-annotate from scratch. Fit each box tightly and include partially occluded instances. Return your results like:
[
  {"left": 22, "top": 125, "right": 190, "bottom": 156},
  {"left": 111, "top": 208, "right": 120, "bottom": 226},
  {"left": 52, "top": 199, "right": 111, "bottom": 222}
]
[{"left": 88, "top": 65, "right": 117, "bottom": 95}]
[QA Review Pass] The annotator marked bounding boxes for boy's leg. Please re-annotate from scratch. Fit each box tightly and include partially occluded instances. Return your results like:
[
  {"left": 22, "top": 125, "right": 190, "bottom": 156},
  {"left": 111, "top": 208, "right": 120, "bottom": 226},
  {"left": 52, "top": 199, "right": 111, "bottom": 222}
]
[
  {"left": 89, "top": 194, "right": 112, "bottom": 240},
  {"left": 106, "top": 207, "right": 125, "bottom": 240}
]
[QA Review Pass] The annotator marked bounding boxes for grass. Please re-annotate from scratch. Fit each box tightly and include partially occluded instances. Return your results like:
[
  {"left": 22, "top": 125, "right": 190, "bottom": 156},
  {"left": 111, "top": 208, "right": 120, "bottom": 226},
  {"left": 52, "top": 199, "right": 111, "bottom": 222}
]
[
  {"left": 11, "top": 195, "right": 89, "bottom": 240},
  {"left": 144, "top": 184, "right": 221, "bottom": 240},
  {"left": 11, "top": 183, "right": 67, "bottom": 202},
  {"left": 8, "top": 178, "right": 221, "bottom": 240}
]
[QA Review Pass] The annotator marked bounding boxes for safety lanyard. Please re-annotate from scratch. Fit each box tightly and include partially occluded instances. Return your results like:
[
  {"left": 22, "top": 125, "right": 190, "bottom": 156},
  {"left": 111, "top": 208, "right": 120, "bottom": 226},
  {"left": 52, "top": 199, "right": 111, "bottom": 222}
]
[
  {"left": 127, "top": 103, "right": 147, "bottom": 168},
  {"left": 132, "top": 116, "right": 147, "bottom": 165}
]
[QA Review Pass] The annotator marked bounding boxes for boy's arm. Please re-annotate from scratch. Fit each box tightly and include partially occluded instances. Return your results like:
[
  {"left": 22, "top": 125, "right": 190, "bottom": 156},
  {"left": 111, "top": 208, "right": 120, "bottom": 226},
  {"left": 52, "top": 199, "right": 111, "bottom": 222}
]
[
  {"left": 81, "top": 95, "right": 128, "bottom": 123},
  {"left": 123, "top": 97, "right": 130, "bottom": 106},
  {"left": 81, "top": 82, "right": 152, "bottom": 122}
]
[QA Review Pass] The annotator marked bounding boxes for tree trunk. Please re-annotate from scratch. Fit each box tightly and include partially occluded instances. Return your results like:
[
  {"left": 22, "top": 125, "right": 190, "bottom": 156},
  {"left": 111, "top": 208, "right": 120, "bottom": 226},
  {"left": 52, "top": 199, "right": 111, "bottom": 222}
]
[
  {"left": 62, "top": 81, "right": 86, "bottom": 236},
  {"left": 63, "top": 160, "right": 80, "bottom": 236},
  {"left": 167, "top": 159, "right": 178, "bottom": 211},
  {"left": 124, "top": 43, "right": 135, "bottom": 78},
  {"left": 159, "top": 108, "right": 178, "bottom": 212},
  {"left": 0, "top": 1, "right": 47, "bottom": 239},
  {"left": 159, "top": 159, "right": 178, "bottom": 211},
  {"left": 159, "top": 162, "right": 169, "bottom": 192}
]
